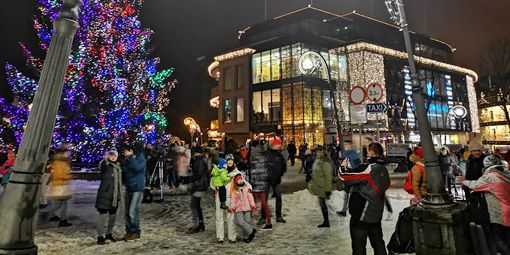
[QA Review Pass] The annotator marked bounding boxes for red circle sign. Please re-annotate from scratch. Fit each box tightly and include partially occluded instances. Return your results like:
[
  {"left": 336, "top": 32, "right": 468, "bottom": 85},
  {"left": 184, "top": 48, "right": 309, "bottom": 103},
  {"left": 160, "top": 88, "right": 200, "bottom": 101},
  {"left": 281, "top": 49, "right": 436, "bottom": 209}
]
[
  {"left": 366, "top": 82, "right": 384, "bottom": 102},
  {"left": 349, "top": 86, "right": 367, "bottom": 105}
]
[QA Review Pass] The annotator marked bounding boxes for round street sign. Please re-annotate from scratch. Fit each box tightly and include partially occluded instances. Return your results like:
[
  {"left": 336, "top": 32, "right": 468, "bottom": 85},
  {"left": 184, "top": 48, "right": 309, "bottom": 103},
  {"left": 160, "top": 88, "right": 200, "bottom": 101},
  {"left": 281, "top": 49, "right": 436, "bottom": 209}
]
[
  {"left": 349, "top": 86, "right": 367, "bottom": 105},
  {"left": 366, "top": 82, "right": 384, "bottom": 102}
]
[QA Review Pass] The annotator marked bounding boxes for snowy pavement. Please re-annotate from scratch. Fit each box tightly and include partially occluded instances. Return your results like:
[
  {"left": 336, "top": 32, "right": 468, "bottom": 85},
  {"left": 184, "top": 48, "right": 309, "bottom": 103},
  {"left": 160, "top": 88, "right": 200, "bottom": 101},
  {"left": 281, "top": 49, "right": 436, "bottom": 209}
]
[{"left": 7, "top": 164, "right": 413, "bottom": 255}]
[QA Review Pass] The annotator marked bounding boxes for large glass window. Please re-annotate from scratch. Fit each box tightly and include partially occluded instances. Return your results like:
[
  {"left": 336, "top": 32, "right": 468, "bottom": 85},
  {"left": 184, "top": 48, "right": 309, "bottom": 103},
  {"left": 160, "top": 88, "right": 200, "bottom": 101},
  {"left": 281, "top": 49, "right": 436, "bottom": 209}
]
[
  {"left": 224, "top": 99, "right": 232, "bottom": 123},
  {"left": 281, "top": 46, "right": 291, "bottom": 79},
  {"left": 236, "top": 98, "right": 244, "bottom": 122},
  {"left": 236, "top": 65, "right": 244, "bottom": 89},
  {"left": 251, "top": 43, "right": 346, "bottom": 84},
  {"left": 271, "top": 49, "right": 281, "bottom": 80},
  {"left": 224, "top": 67, "right": 233, "bottom": 91},
  {"left": 271, "top": 89, "right": 281, "bottom": 122},
  {"left": 252, "top": 53, "right": 261, "bottom": 83},
  {"left": 261, "top": 51, "right": 271, "bottom": 82},
  {"left": 252, "top": 89, "right": 281, "bottom": 123}
]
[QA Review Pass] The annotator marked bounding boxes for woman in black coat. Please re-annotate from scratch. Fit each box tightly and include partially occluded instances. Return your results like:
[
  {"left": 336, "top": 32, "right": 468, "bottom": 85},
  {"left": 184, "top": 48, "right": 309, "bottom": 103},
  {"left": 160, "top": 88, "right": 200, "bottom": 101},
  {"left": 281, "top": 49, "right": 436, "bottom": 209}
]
[{"left": 95, "top": 149, "right": 123, "bottom": 245}]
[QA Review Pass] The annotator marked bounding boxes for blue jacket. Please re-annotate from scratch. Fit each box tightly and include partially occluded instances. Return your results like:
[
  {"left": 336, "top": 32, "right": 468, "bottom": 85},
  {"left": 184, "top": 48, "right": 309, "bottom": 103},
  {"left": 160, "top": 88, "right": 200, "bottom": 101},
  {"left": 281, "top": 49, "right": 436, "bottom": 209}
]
[
  {"left": 343, "top": 149, "right": 361, "bottom": 169},
  {"left": 123, "top": 153, "right": 147, "bottom": 192}
]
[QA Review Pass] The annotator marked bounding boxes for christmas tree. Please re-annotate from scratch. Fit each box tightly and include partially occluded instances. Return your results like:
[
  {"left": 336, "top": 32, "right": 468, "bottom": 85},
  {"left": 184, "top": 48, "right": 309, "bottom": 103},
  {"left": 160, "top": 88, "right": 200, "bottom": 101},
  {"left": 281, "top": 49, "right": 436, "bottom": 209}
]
[{"left": 0, "top": 0, "right": 177, "bottom": 162}]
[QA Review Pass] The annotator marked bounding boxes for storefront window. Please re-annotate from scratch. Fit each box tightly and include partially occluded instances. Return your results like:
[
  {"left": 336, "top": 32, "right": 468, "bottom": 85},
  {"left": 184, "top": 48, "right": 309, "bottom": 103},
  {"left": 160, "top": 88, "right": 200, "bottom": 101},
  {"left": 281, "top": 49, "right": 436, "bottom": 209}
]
[
  {"left": 253, "top": 89, "right": 281, "bottom": 123},
  {"left": 339, "top": 55, "right": 347, "bottom": 81},
  {"left": 252, "top": 53, "right": 261, "bottom": 83},
  {"left": 292, "top": 43, "right": 302, "bottom": 77},
  {"left": 261, "top": 51, "right": 271, "bottom": 82},
  {"left": 271, "top": 49, "right": 281, "bottom": 81},
  {"left": 224, "top": 99, "right": 232, "bottom": 123},
  {"left": 271, "top": 89, "right": 281, "bottom": 122},
  {"left": 236, "top": 98, "right": 244, "bottom": 122},
  {"left": 281, "top": 46, "right": 292, "bottom": 79}
]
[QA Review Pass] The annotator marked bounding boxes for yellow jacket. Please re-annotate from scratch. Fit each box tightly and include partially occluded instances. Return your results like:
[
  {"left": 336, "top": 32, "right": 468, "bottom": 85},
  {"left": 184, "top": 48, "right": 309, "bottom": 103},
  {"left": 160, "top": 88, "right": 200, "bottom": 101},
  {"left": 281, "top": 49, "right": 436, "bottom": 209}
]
[
  {"left": 50, "top": 155, "right": 72, "bottom": 187},
  {"left": 411, "top": 162, "right": 427, "bottom": 199}
]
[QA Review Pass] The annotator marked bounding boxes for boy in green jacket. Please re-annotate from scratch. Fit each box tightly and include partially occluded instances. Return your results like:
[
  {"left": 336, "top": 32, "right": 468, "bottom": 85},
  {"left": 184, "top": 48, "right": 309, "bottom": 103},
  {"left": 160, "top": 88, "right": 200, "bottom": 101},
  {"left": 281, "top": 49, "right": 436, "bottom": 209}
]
[{"left": 211, "top": 157, "right": 231, "bottom": 209}]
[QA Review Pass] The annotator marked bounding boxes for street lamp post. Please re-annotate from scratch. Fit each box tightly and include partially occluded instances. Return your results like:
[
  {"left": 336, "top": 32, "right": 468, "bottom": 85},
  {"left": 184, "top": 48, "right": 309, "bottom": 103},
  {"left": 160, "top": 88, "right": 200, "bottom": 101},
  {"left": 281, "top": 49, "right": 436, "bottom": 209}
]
[
  {"left": 299, "top": 51, "right": 344, "bottom": 152},
  {"left": 385, "top": 1, "right": 471, "bottom": 254},
  {"left": 0, "top": 1, "right": 82, "bottom": 254}
]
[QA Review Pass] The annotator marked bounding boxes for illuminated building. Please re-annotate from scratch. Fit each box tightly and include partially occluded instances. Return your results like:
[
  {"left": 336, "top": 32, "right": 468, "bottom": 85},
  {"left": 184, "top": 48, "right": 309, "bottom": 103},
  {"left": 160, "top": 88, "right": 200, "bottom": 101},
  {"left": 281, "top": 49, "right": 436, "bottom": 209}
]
[{"left": 208, "top": 6, "right": 479, "bottom": 147}]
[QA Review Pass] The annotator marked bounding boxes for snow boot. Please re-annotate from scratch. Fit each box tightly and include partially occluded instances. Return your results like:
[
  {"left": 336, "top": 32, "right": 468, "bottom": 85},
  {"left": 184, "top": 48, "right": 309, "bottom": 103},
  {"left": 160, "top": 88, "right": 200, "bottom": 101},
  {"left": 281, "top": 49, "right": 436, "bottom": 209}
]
[
  {"left": 319, "top": 207, "right": 330, "bottom": 228},
  {"left": 49, "top": 216, "right": 60, "bottom": 222},
  {"left": 220, "top": 202, "right": 228, "bottom": 210},
  {"left": 276, "top": 216, "right": 286, "bottom": 223},
  {"left": 105, "top": 234, "right": 116, "bottom": 242},
  {"left": 97, "top": 236, "right": 105, "bottom": 245},
  {"left": 262, "top": 224, "right": 273, "bottom": 230},
  {"left": 246, "top": 228, "right": 256, "bottom": 242},
  {"left": 58, "top": 220, "right": 72, "bottom": 227},
  {"left": 189, "top": 223, "right": 205, "bottom": 234},
  {"left": 336, "top": 211, "right": 347, "bottom": 217}
]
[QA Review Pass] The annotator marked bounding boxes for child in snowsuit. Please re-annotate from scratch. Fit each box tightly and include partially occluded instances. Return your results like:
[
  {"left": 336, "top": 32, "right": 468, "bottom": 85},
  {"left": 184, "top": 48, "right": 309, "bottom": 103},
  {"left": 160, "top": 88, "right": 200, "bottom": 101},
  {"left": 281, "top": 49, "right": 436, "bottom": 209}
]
[
  {"left": 229, "top": 174, "right": 257, "bottom": 243},
  {"left": 211, "top": 157, "right": 230, "bottom": 209}
]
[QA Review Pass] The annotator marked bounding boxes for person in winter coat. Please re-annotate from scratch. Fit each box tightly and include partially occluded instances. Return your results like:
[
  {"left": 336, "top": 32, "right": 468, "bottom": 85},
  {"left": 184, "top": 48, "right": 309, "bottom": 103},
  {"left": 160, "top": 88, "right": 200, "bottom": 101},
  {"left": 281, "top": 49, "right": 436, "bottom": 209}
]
[
  {"left": 303, "top": 149, "right": 314, "bottom": 182},
  {"left": 188, "top": 147, "right": 209, "bottom": 234},
  {"left": 460, "top": 154, "right": 510, "bottom": 255},
  {"left": 464, "top": 142, "right": 486, "bottom": 201},
  {"left": 215, "top": 154, "right": 243, "bottom": 243},
  {"left": 438, "top": 146, "right": 459, "bottom": 195},
  {"left": 229, "top": 175, "right": 257, "bottom": 243},
  {"left": 287, "top": 141, "right": 297, "bottom": 166},
  {"left": 247, "top": 142, "right": 272, "bottom": 230},
  {"left": 95, "top": 149, "right": 123, "bottom": 245},
  {"left": 0, "top": 150, "right": 15, "bottom": 190},
  {"left": 339, "top": 142, "right": 390, "bottom": 255},
  {"left": 410, "top": 148, "right": 426, "bottom": 204},
  {"left": 262, "top": 137, "right": 287, "bottom": 224},
  {"left": 211, "top": 157, "right": 230, "bottom": 209},
  {"left": 48, "top": 150, "right": 73, "bottom": 227},
  {"left": 121, "top": 143, "right": 147, "bottom": 241},
  {"left": 308, "top": 149, "right": 333, "bottom": 228}
]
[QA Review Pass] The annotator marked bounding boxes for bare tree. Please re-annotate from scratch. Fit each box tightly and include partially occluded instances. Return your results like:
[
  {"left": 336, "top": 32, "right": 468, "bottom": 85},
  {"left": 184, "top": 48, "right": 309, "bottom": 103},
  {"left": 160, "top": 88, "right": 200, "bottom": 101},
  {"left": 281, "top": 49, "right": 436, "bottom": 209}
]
[{"left": 479, "top": 37, "right": 510, "bottom": 130}]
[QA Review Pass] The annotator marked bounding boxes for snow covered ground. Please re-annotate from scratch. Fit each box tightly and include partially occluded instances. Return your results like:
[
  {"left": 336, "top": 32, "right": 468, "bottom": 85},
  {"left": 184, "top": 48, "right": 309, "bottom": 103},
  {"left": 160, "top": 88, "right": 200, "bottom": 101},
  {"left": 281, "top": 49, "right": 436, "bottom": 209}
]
[{"left": 31, "top": 177, "right": 413, "bottom": 255}]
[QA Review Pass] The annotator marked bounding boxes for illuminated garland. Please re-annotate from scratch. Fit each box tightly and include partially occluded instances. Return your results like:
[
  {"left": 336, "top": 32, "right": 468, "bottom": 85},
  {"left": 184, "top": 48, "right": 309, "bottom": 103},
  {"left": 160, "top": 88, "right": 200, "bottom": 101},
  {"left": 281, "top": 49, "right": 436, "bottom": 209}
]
[
  {"left": 332, "top": 42, "right": 478, "bottom": 82},
  {"left": 0, "top": 0, "right": 176, "bottom": 162},
  {"left": 466, "top": 76, "right": 480, "bottom": 133}
]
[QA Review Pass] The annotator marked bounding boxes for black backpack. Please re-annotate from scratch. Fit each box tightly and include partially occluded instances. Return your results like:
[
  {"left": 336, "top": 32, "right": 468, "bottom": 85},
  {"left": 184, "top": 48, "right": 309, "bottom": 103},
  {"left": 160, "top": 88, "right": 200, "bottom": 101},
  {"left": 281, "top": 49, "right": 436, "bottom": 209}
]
[{"left": 387, "top": 207, "right": 415, "bottom": 254}]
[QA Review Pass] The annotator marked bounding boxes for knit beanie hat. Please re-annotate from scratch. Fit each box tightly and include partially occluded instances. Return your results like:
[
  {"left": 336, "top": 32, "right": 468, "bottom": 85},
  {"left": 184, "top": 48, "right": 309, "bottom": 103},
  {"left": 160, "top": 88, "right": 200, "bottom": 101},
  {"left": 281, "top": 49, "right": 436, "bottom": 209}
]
[
  {"left": 106, "top": 149, "right": 118, "bottom": 157},
  {"left": 234, "top": 174, "right": 244, "bottom": 184},
  {"left": 218, "top": 158, "right": 227, "bottom": 169},
  {"left": 225, "top": 154, "right": 234, "bottom": 162},
  {"left": 468, "top": 142, "right": 483, "bottom": 152},
  {"left": 483, "top": 154, "right": 501, "bottom": 168}
]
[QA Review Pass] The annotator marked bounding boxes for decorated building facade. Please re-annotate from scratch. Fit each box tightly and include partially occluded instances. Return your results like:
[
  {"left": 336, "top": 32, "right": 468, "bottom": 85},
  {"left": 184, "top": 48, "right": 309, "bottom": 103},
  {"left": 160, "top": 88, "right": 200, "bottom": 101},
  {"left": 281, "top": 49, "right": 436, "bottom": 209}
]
[{"left": 208, "top": 7, "right": 479, "bottom": 147}]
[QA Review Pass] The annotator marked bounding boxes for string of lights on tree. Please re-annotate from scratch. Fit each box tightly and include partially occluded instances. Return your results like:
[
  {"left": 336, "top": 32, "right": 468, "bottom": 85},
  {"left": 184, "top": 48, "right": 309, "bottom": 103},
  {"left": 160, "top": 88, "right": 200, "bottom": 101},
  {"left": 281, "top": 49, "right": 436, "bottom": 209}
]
[{"left": 0, "top": 0, "right": 177, "bottom": 162}]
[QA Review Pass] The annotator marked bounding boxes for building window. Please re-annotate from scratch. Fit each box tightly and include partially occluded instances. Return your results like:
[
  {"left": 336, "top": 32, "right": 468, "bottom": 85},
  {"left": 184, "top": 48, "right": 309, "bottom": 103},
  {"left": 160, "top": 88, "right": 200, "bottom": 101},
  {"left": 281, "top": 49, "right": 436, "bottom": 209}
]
[
  {"left": 261, "top": 51, "right": 271, "bottom": 82},
  {"left": 236, "top": 65, "right": 244, "bottom": 89},
  {"left": 281, "top": 46, "right": 291, "bottom": 79},
  {"left": 271, "top": 48, "right": 281, "bottom": 80},
  {"left": 252, "top": 89, "right": 281, "bottom": 123},
  {"left": 236, "top": 98, "right": 244, "bottom": 122},
  {"left": 251, "top": 43, "right": 345, "bottom": 84},
  {"left": 252, "top": 53, "right": 262, "bottom": 83},
  {"left": 224, "top": 99, "right": 232, "bottom": 123},
  {"left": 224, "top": 67, "right": 233, "bottom": 91}
]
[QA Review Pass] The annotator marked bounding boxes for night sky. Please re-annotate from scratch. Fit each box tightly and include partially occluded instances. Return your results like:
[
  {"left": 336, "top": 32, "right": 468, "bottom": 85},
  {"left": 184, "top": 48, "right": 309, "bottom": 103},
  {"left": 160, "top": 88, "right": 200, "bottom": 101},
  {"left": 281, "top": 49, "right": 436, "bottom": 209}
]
[{"left": 1, "top": 0, "right": 509, "bottom": 140}]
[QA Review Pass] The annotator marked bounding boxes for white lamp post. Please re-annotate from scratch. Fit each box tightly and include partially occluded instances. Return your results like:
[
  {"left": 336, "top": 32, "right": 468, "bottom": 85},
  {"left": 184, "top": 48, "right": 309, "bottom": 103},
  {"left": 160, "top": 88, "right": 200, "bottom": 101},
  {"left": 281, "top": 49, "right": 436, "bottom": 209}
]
[{"left": 298, "top": 51, "right": 343, "bottom": 151}]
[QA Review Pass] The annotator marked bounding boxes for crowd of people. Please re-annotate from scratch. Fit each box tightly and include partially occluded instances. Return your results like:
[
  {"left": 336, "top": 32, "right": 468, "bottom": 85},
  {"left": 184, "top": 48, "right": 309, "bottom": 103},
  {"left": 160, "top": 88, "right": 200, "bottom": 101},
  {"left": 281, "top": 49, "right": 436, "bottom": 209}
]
[{"left": 0, "top": 137, "right": 509, "bottom": 254}]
